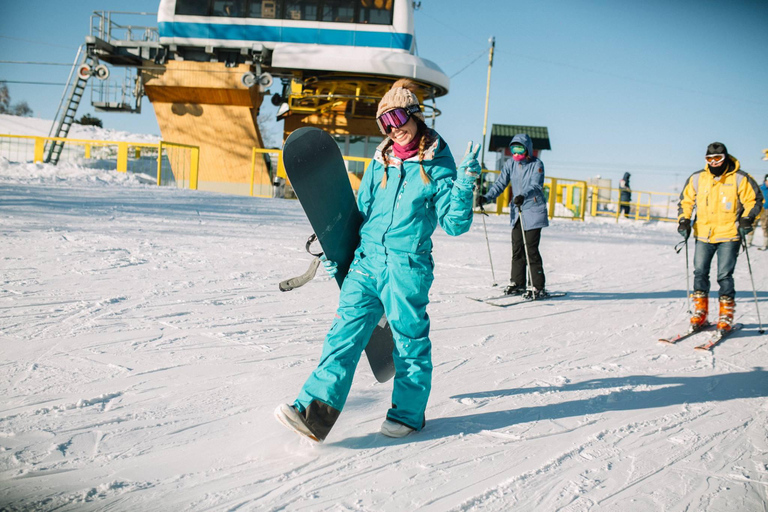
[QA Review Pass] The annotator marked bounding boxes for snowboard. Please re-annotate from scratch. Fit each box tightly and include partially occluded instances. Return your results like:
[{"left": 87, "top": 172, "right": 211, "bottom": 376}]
[{"left": 282, "top": 127, "right": 395, "bottom": 383}]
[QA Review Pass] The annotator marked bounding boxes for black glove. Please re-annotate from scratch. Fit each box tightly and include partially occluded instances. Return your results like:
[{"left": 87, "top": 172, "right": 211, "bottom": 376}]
[
  {"left": 476, "top": 195, "right": 489, "bottom": 207},
  {"left": 739, "top": 217, "right": 754, "bottom": 236},
  {"left": 513, "top": 195, "right": 525, "bottom": 206},
  {"left": 677, "top": 218, "right": 691, "bottom": 240}
]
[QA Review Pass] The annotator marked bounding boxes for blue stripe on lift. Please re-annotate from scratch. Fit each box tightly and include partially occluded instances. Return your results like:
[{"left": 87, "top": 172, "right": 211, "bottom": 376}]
[{"left": 158, "top": 22, "right": 413, "bottom": 50}]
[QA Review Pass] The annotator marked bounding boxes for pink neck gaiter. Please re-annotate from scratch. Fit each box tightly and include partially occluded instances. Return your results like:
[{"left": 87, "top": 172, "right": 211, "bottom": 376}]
[{"left": 392, "top": 135, "right": 421, "bottom": 160}]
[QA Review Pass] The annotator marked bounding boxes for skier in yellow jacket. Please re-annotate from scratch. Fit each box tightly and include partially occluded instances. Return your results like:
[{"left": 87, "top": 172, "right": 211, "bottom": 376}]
[{"left": 677, "top": 142, "right": 763, "bottom": 333}]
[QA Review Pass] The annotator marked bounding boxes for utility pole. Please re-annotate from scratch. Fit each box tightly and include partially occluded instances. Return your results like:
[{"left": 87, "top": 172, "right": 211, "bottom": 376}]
[{"left": 480, "top": 36, "right": 495, "bottom": 169}]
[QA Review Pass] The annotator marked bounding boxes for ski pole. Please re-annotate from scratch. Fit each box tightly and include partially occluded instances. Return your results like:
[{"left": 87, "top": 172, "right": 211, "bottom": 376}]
[
  {"left": 685, "top": 239, "right": 691, "bottom": 314},
  {"left": 741, "top": 235, "right": 764, "bottom": 334},
  {"left": 479, "top": 203, "right": 497, "bottom": 286},
  {"left": 516, "top": 205, "right": 536, "bottom": 298},
  {"left": 674, "top": 237, "right": 691, "bottom": 314}
]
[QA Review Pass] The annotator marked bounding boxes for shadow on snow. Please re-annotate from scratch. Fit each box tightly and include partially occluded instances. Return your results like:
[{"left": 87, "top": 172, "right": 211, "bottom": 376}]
[{"left": 332, "top": 368, "right": 768, "bottom": 449}]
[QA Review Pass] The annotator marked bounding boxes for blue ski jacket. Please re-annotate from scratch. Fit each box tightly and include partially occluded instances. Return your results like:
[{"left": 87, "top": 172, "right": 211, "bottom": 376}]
[
  {"left": 761, "top": 182, "right": 768, "bottom": 209},
  {"left": 483, "top": 134, "right": 549, "bottom": 230},
  {"left": 356, "top": 132, "right": 475, "bottom": 254}
]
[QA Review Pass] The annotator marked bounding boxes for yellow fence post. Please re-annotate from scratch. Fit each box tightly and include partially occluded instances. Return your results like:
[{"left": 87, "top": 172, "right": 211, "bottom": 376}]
[
  {"left": 548, "top": 178, "right": 557, "bottom": 218},
  {"left": 250, "top": 147, "right": 257, "bottom": 197},
  {"left": 85, "top": 144, "right": 91, "bottom": 159},
  {"left": 33, "top": 137, "right": 45, "bottom": 163},
  {"left": 117, "top": 142, "right": 128, "bottom": 173},
  {"left": 190, "top": 146, "right": 199, "bottom": 190},
  {"left": 591, "top": 187, "right": 598, "bottom": 217},
  {"left": 156, "top": 142, "right": 163, "bottom": 186},
  {"left": 277, "top": 151, "right": 286, "bottom": 179}
]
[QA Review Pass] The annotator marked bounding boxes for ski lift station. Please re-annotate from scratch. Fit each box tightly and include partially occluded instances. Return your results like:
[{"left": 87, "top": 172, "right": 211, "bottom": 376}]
[{"left": 55, "top": 0, "right": 449, "bottom": 195}]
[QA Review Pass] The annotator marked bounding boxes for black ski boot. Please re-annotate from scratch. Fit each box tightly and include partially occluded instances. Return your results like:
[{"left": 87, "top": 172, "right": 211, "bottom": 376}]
[
  {"left": 523, "top": 288, "right": 549, "bottom": 300},
  {"left": 504, "top": 283, "right": 526, "bottom": 296}
]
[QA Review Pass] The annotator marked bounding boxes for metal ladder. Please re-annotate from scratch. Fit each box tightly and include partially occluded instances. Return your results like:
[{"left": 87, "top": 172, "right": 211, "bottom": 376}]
[{"left": 46, "top": 45, "right": 94, "bottom": 164}]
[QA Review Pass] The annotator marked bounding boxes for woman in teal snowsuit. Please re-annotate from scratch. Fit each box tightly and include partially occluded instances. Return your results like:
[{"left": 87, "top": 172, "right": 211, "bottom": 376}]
[{"left": 275, "top": 79, "right": 480, "bottom": 442}]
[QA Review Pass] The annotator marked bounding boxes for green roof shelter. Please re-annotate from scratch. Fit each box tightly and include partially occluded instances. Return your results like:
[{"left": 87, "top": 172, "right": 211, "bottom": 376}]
[{"left": 489, "top": 124, "right": 551, "bottom": 161}]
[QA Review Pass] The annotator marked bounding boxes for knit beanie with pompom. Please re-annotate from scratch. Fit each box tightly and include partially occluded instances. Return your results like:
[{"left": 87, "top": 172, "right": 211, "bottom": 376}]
[{"left": 376, "top": 78, "right": 425, "bottom": 123}]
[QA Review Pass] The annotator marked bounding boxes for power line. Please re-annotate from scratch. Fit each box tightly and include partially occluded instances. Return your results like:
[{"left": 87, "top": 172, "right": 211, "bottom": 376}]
[
  {"left": 1, "top": 80, "right": 67, "bottom": 86},
  {"left": 0, "top": 61, "right": 72, "bottom": 66},
  {"left": 0, "top": 35, "right": 75, "bottom": 50},
  {"left": 449, "top": 49, "right": 487, "bottom": 78}
]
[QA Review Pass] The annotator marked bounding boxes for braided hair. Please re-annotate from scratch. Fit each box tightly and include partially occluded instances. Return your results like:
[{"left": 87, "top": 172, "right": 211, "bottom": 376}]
[{"left": 379, "top": 119, "right": 436, "bottom": 189}]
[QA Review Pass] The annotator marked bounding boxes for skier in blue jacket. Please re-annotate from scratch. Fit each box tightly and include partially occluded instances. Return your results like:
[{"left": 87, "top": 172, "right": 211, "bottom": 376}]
[
  {"left": 477, "top": 134, "right": 549, "bottom": 297},
  {"left": 275, "top": 79, "right": 480, "bottom": 442}
]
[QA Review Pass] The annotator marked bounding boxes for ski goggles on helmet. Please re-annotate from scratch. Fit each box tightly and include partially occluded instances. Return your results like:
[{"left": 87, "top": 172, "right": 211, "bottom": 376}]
[
  {"left": 376, "top": 105, "right": 421, "bottom": 134},
  {"left": 510, "top": 144, "right": 526, "bottom": 155},
  {"left": 705, "top": 154, "right": 725, "bottom": 165}
]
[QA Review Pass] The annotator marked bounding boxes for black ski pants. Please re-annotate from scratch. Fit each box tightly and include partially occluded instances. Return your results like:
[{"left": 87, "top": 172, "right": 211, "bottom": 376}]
[{"left": 511, "top": 219, "right": 545, "bottom": 290}]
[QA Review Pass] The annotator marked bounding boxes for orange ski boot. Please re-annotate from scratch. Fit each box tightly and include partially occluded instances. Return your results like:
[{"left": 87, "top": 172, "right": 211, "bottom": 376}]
[
  {"left": 690, "top": 291, "right": 709, "bottom": 330},
  {"left": 716, "top": 296, "right": 735, "bottom": 332}
]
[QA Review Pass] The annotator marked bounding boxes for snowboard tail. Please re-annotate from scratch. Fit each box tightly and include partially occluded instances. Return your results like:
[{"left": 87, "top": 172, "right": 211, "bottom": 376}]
[{"left": 282, "top": 127, "right": 395, "bottom": 383}]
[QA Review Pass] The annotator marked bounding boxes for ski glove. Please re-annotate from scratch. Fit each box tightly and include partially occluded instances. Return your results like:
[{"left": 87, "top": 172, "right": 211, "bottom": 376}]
[
  {"left": 738, "top": 217, "right": 754, "bottom": 236},
  {"left": 513, "top": 195, "right": 525, "bottom": 207},
  {"left": 320, "top": 254, "right": 337, "bottom": 278},
  {"left": 456, "top": 141, "right": 482, "bottom": 186},
  {"left": 476, "top": 195, "right": 489, "bottom": 207},
  {"left": 677, "top": 218, "right": 691, "bottom": 240}
]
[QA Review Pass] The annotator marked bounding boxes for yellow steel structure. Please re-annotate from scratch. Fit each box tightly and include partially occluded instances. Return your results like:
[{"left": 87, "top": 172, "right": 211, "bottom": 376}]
[
  {"left": 281, "top": 75, "right": 437, "bottom": 139},
  {"left": 142, "top": 61, "right": 269, "bottom": 196}
]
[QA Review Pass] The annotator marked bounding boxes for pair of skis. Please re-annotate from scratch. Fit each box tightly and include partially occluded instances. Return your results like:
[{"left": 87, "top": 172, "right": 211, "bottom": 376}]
[
  {"left": 658, "top": 323, "right": 743, "bottom": 351},
  {"left": 468, "top": 291, "right": 567, "bottom": 308}
]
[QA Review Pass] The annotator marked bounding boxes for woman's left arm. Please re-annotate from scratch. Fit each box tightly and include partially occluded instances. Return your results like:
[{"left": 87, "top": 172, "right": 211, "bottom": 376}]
[{"left": 434, "top": 142, "right": 480, "bottom": 236}]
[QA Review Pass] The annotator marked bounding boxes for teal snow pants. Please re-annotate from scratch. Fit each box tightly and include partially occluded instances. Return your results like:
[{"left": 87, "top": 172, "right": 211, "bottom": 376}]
[{"left": 294, "top": 243, "right": 435, "bottom": 431}]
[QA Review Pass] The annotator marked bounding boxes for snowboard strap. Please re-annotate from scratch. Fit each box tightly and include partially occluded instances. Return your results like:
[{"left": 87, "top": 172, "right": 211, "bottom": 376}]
[{"left": 278, "top": 234, "right": 324, "bottom": 292}]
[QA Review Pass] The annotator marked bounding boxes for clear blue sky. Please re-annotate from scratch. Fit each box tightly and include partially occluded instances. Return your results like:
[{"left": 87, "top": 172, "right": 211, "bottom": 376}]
[{"left": 2, "top": 0, "right": 767, "bottom": 193}]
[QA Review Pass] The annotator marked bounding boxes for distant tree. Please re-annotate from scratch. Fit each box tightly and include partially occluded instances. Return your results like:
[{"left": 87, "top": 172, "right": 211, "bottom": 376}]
[
  {"left": 11, "top": 101, "right": 33, "bottom": 117},
  {"left": 0, "top": 82, "right": 34, "bottom": 117},
  {"left": 76, "top": 113, "right": 104, "bottom": 127},
  {"left": 0, "top": 83, "right": 11, "bottom": 114}
]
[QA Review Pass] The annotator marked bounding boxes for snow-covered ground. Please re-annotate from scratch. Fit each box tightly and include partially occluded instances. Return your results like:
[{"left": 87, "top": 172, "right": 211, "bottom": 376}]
[{"left": 1, "top": 117, "right": 767, "bottom": 511}]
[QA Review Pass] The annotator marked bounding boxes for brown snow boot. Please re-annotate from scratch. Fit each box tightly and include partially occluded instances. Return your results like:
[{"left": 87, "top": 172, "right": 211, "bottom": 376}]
[
  {"left": 717, "top": 296, "right": 735, "bottom": 332},
  {"left": 690, "top": 291, "right": 709, "bottom": 329}
]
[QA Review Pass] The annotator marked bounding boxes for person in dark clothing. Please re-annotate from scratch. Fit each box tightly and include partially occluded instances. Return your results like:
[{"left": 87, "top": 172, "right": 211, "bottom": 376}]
[
  {"left": 619, "top": 172, "right": 631, "bottom": 217},
  {"left": 477, "top": 134, "right": 549, "bottom": 298}
]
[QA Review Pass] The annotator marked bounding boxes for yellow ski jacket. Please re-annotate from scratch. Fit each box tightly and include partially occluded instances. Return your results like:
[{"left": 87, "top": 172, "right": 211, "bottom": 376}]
[{"left": 678, "top": 156, "right": 763, "bottom": 243}]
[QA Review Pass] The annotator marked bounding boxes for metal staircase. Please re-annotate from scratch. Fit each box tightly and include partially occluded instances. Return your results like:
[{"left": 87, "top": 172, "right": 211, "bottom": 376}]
[{"left": 46, "top": 45, "right": 93, "bottom": 164}]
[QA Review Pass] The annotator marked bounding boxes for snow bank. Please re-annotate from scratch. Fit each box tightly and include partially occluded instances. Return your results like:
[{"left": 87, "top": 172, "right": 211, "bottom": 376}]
[{"left": 0, "top": 113, "right": 160, "bottom": 144}]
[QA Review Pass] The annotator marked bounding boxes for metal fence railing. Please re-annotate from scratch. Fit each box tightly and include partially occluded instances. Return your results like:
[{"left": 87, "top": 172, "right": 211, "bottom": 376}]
[
  {"left": 250, "top": 147, "right": 372, "bottom": 199},
  {"left": 477, "top": 170, "right": 588, "bottom": 221},
  {"left": 589, "top": 186, "right": 678, "bottom": 223},
  {"left": 158, "top": 141, "right": 200, "bottom": 189},
  {"left": 0, "top": 134, "right": 198, "bottom": 188},
  {"left": 0, "top": 133, "right": 682, "bottom": 223}
]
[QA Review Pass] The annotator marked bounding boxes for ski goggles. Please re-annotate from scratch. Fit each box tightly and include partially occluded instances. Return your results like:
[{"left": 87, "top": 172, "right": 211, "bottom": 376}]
[
  {"left": 510, "top": 144, "right": 526, "bottom": 155},
  {"left": 705, "top": 154, "right": 725, "bottom": 165},
  {"left": 376, "top": 105, "right": 421, "bottom": 134}
]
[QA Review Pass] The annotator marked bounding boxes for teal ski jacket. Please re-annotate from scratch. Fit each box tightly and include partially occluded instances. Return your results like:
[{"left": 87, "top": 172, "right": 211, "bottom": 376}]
[{"left": 357, "top": 132, "right": 475, "bottom": 254}]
